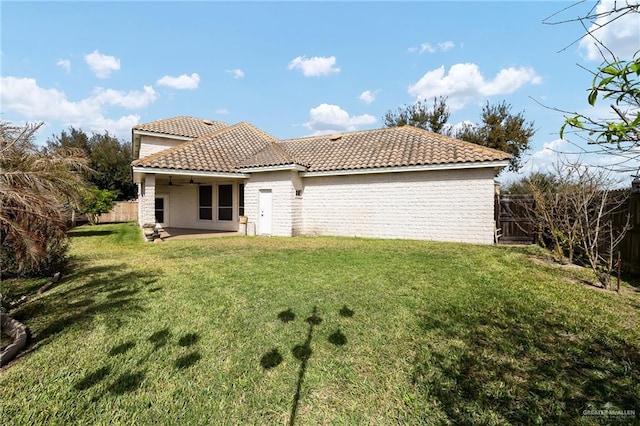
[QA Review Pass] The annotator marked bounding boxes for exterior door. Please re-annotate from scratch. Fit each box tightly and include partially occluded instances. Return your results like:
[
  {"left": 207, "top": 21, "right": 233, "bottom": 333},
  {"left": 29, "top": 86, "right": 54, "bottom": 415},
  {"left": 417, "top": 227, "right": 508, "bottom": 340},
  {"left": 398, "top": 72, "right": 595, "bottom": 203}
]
[
  {"left": 259, "top": 189, "right": 272, "bottom": 235},
  {"left": 155, "top": 196, "right": 169, "bottom": 228}
]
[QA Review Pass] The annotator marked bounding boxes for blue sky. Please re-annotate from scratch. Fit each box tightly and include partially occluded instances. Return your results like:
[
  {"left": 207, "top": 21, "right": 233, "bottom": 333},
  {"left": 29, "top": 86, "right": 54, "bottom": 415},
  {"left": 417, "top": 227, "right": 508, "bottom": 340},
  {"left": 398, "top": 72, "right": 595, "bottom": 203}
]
[{"left": 1, "top": 1, "right": 639, "bottom": 184}]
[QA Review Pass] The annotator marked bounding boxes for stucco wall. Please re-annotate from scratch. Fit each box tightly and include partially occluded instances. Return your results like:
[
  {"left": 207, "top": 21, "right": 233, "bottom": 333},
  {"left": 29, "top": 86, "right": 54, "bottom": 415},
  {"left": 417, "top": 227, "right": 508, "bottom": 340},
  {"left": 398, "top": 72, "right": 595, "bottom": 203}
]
[
  {"left": 299, "top": 168, "right": 497, "bottom": 244},
  {"left": 139, "top": 135, "right": 186, "bottom": 158}
]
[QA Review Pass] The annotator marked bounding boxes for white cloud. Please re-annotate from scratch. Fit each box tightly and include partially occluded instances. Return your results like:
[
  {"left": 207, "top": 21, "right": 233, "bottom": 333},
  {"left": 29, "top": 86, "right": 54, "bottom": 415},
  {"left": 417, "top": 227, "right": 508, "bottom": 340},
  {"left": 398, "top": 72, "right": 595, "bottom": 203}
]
[
  {"left": 57, "top": 59, "right": 71, "bottom": 73},
  {"left": 420, "top": 43, "right": 435, "bottom": 53},
  {"left": 480, "top": 67, "right": 542, "bottom": 95},
  {"left": 90, "top": 86, "right": 157, "bottom": 109},
  {"left": 439, "top": 41, "right": 455, "bottom": 51},
  {"left": 215, "top": 108, "right": 229, "bottom": 114},
  {"left": 304, "top": 103, "right": 376, "bottom": 134},
  {"left": 156, "top": 73, "right": 200, "bottom": 89},
  {"left": 579, "top": 0, "right": 640, "bottom": 61},
  {"left": 358, "top": 90, "right": 379, "bottom": 104},
  {"left": 408, "top": 63, "right": 542, "bottom": 110},
  {"left": 288, "top": 56, "right": 340, "bottom": 77},
  {"left": 226, "top": 68, "right": 245, "bottom": 79},
  {"left": 408, "top": 41, "right": 455, "bottom": 54},
  {"left": 84, "top": 50, "right": 120, "bottom": 79},
  {"left": 0, "top": 76, "right": 158, "bottom": 138}
]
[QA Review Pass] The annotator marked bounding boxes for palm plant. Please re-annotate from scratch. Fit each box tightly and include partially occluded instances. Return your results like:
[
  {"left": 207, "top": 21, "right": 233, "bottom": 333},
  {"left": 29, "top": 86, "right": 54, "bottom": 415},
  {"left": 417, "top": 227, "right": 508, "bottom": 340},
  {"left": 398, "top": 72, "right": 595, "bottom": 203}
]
[{"left": 1, "top": 121, "right": 91, "bottom": 277}]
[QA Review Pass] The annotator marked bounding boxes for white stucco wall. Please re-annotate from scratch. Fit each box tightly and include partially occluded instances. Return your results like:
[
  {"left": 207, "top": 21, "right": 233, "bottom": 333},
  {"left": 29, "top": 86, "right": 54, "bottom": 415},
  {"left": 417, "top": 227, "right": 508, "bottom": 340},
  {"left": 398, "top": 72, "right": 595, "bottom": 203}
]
[
  {"left": 244, "top": 171, "right": 297, "bottom": 236},
  {"left": 139, "top": 135, "right": 186, "bottom": 158},
  {"left": 299, "top": 168, "right": 498, "bottom": 244}
]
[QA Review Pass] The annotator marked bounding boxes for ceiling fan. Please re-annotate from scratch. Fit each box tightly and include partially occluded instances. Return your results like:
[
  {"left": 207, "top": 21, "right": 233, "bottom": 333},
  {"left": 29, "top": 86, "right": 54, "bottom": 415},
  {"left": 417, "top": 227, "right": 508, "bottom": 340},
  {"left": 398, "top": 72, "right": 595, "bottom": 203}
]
[
  {"left": 189, "top": 177, "right": 203, "bottom": 185},
  {"left": 168, "top": 176, "right": 183, "bottom": 186}
]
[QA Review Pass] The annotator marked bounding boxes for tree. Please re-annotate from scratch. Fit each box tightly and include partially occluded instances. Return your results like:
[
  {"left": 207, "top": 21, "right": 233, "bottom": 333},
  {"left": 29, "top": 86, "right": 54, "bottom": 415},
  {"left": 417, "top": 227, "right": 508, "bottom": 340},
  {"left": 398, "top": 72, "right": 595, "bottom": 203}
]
[
  {"left": 81, "top": 187, "right": 117, "bottom": 225},
  {"left": 45, "top": 126, "right": 91, "bottom": 154},
  {"left": 46, "top": 128, "right": 137, "bottom": 200},
  {"left": 504, "top": 171, "right": 560, "bottom": 195},
  {"left": 88, "top": 132, "right": 137, "bottom": 200},
  {"left": 455, "top": 101, "right": 536, "bottom": 172},
  {"left": 516, "top": 159, "right": 631, "bottom": 288},
  {"left": 544, "top": 2, "right": 640, "bottom": 173},
  {"left": 559, "top": 53, "right": 640, "bottom": 170},
  {"left": 383, "top": 96, "right": 451, "bottom": 134},
  {"left": 1, "top": 121, "right": 90, "bottom": 277}
]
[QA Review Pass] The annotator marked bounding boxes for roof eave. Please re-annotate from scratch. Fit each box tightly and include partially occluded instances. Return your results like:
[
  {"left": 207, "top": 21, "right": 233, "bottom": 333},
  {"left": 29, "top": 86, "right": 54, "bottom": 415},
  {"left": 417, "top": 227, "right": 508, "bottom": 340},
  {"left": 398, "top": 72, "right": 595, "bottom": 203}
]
[
  {"left": 132, "top": 129, "right": 194, "bottom": 141},
  {"left": 238, "top": 164, "right": 309, "bottom": 173},
  {"left": 132, "top": 166, "right": 249, "bottom": 179},
  {"left": 300, "top": 160, "right": 511, "bottom": 177}
]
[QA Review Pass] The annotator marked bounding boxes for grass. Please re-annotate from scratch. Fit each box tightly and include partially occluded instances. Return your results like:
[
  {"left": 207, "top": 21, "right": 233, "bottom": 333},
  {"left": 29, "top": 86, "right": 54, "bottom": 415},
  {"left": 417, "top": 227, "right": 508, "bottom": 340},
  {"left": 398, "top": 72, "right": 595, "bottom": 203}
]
[{"left": 1, "top": 222, "right": 638, "bottom": 425}]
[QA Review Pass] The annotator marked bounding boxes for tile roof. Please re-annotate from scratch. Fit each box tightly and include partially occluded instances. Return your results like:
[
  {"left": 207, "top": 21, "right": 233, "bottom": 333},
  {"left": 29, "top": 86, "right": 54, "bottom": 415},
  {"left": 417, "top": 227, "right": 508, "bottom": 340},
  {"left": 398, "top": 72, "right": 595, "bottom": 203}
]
[
  {"left": 132, "top": 118, "right": 511, "bottom": 174},
  {"left": 133, "top": 116, "right": 228, "bottom": 138},
  {"left": 237, "top": 142, "right": 308, "bottom": 169},
  {"left": 277, "top": 126, "right": 511, "bottom": 172},
  {"left": 132, "top": 122, "right": 277, "bottom": 173}
]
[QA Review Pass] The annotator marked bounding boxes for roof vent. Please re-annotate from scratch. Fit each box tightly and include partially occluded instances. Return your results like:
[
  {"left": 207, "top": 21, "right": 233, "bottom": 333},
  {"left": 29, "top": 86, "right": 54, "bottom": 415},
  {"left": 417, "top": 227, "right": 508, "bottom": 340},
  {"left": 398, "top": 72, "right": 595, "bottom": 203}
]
[
  {"left": 202, "top": 119, "right": 215, "bottom": 126},
  {"left": 328, "top": 133, "right": 342, "bottom": 141}
]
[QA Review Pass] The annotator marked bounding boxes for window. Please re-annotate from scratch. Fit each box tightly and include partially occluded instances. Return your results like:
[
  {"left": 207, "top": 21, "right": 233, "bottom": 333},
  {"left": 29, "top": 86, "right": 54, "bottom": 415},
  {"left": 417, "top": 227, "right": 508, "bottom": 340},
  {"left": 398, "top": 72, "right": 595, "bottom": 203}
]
[
  {"left": 199, "top": 185, "right": 212, "bottom": 220},
  {"left": 154, "top": 197, "right": 164, "bottom": 223},
  {"left": 239, "top": 184, "right": 245, "bottom": 217},
  {"left": 218, "top": 184, "right": 233, "bottom": 221}
]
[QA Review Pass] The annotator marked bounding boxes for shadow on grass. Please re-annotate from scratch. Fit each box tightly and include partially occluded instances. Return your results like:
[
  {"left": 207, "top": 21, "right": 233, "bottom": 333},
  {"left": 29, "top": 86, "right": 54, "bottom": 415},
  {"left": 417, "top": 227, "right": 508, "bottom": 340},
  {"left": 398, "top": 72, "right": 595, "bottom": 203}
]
[
  {"left": 278, "top": 308, "right": 295, "bottom": 323},
  {"left": 75, "top": 330, "right": 204, "bottom": 398},
  {"left": 289, "top": 306, "right": 322, "bottom": 426},
  {"left": 175, "top": 351, "right": 202, "bottom": 369},
  {"left": 108, "top": 370, "right": 145, "bottom": 394},
  {"left": 178, "top": 333, "right": 200, "bottom": 347},
  {"left": 69, "top": 229, "right": 115, "bottom": 238},
  {"left": 109, "top": 341, "right": 136, "bottom": 356},
  {"left": 261, "top": 305, "right": 355, "bottom": 426},
  {"left": 261, "top": 348, "right": 283, "bottom": 369},
  {"left": 148, "top": 328, "right": 171, "bottom": 350},
  {"left": 12, "top": 264, "right": 158, "bottom": 356},
  {"left": 74, "top": 366, "right": 111, "bottom": 391},
  {"left": 412, "top": 303, "right": 640, "bottom": 424},
  {"left": 622, "top": 272, "right": 640, "bottom": 291}
]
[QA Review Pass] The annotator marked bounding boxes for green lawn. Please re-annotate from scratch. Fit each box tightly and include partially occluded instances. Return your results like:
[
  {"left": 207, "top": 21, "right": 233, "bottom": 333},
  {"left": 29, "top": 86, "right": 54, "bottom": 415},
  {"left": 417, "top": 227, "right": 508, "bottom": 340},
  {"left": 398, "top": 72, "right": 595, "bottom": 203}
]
[{"left": 1, "top": 222, "right": 638, "bottom": 425}]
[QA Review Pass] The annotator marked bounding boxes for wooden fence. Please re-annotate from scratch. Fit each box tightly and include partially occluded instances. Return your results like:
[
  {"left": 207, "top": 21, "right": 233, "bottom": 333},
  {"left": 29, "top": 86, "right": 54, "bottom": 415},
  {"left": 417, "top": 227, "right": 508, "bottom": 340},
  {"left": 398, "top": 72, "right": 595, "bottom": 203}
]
[
  {"left": 495, "top": 191, "right": 640, "bottom": 275},
  {"left": 613, "top": 191, "right": 640, "bottom": 274},
  {"left": 495, "top": 194, "right": 536, "bottom": 245},
  {"left": 97, "top": 201, "right": 138, "bottom": 223}
]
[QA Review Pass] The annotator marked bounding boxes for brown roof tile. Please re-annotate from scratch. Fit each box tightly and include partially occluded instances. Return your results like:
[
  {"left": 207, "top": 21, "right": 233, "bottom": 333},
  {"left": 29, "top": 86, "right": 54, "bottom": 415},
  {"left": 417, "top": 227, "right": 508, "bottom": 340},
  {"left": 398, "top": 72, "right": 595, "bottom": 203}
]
[
  {"left": 133, "top": 116, "right": 228, "bottom": 138},
  {"left": 132, "top": 122, "right": 277, "bottom": 173},
  {"left": 237, "top": 141, "right": 308, "bottom": 169},
  {"left": 133, "top": 118, "right": 511, "bottom": 173},
  {"left": 277, "top": 126, "right": 511, "bottom": 172}
]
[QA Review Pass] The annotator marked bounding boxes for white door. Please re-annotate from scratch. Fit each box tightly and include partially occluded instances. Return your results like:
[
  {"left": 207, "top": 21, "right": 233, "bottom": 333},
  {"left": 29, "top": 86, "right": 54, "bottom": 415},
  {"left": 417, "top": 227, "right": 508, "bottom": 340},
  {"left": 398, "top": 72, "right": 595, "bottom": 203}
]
[{"left": 259, "top": 190, "right": 272, "bottom": 235}]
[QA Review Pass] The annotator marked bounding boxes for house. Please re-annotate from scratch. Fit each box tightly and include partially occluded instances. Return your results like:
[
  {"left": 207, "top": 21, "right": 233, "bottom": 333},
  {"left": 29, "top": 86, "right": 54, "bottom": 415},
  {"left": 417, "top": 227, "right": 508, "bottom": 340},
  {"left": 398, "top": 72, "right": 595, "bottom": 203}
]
[{"left": 131, "top": 116, "right": 511, "bottom": 244}]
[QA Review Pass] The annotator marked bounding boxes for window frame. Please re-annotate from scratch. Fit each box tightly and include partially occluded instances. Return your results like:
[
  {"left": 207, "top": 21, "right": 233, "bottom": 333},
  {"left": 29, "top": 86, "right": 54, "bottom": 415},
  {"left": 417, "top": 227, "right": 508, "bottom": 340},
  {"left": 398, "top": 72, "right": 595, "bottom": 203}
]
[
  {"left": 239, "top": 183, "right": 245, "bottom": 217},
  {"left": 218, "top": 184, "right": 233, "bottom": 221},
  {"left": 198, "top": 185, "right": 213, "bottom": 221}
]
